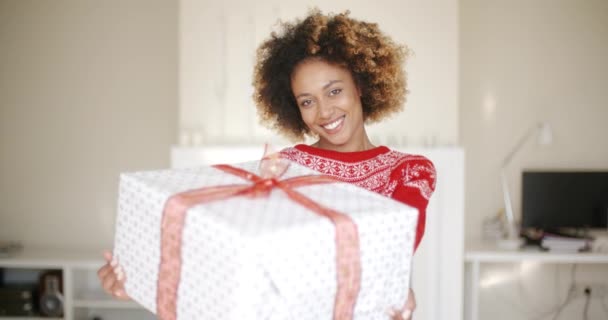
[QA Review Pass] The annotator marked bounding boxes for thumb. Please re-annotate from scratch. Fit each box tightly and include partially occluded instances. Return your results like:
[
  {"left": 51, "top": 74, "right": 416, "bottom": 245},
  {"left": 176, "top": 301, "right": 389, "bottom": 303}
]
[
  {"left": 401, "top": 309, "right": 412, "bottom": 320},
  {"left": 102, "top": 250, "right": 113, "bottom": 262}
]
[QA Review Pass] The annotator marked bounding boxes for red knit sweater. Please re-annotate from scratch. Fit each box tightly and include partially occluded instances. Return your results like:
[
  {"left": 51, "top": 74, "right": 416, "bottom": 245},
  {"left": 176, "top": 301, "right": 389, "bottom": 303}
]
[{"left": 281, "top": 144, "right": 436, "bottom": 250}]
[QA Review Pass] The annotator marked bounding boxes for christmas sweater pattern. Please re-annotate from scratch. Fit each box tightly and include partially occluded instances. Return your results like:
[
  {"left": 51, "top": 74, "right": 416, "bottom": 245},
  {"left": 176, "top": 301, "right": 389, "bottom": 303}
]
[{"left": 280, "top": 144, "right": 436, "bottom": 249}]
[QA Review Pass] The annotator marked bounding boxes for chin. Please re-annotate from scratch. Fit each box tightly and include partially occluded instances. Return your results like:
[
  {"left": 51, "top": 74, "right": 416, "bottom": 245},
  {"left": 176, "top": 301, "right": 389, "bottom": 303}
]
[{"left": 321, "top": 135, "right": 351, "bottom": 148}]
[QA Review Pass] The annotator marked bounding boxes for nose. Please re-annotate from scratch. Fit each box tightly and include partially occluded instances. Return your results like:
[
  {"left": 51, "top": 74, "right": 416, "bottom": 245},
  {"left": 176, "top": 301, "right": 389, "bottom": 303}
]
[{"left": 318, "top": 98, "right": 334, "bottom": 120}]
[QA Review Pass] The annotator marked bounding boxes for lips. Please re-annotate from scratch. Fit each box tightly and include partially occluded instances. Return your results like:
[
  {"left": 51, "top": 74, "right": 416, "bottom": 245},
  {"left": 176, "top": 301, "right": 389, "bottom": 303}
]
[{"left": 321, "top": 115, "right": 345, "bottom": 132}]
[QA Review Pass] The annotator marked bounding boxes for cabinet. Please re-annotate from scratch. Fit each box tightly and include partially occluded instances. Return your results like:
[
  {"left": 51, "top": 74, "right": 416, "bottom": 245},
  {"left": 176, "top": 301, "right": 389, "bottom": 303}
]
[
  {"left": 0, "top": 248, "right": 154, "bottom": 320},
  {"left": 465, "top": 243, "right": 608, "bottom": 320}
]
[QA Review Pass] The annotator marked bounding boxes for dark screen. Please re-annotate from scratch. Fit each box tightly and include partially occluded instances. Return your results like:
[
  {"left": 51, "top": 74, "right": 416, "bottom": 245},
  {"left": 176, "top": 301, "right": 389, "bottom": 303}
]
[{"left": 522, "top": 171, "right": 608, "bottom": 230}]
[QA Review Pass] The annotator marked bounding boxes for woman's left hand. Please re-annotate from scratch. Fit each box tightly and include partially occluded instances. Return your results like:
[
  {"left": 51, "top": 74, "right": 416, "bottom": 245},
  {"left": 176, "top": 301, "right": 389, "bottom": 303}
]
[{"left": 389, "top": 287, "right": 416, "bottom": 320}]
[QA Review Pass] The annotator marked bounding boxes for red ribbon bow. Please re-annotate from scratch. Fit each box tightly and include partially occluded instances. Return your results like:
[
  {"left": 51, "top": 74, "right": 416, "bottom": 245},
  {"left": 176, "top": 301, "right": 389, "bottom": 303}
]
[{"left": 156, "top": 156, "right": 362, "bottom": 320}]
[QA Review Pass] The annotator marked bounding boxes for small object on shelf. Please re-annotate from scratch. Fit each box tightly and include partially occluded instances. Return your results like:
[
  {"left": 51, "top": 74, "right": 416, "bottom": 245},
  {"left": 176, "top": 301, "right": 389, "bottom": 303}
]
[
  {"left": 482, "top": 211, "right": 507, "bottom": 241},
  {"left": 0, "top": 242, "right": 23, "bottom": 258},
  {"left": 592, "top": 235, "right": 608, "bottom": 253},
  {"left": 0, "top": 286, "right": 36, "bottom": 316},
  {"left": 540, "top": 233, "right": 592, "bottom": 252},
  {"left": 39, "top": 272, "right": 64, "bottom": 317},
  {"left": 492, "top": 209, "right": 524, "bottom": 250}
]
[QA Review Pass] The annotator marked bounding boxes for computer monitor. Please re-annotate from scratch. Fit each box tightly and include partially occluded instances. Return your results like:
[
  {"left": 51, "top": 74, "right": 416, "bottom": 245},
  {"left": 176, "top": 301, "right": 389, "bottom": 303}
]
[{"left": 522, "top": 171, "right": 608, "bottom": 231}]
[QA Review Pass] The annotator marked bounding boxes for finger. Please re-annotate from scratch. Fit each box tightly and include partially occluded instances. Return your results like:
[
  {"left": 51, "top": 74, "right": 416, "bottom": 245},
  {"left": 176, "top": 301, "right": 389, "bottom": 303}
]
[
  {"left": 102, "top": 273, "right": 116, "bottom": 293},
  {"left": 111, "top": 275, "right": 130, "bottom": 301},
  {"left": 405, "top": 288, "right": 417, "bottom": 310},
  {"left": 111, "top": 278, "right": 125, "bottom": 295},
  {"left": 103, "top": 250, "right": 113, "bottom": 262},
  {"left": 114, "top": 288, "right": 131, "bottom": 300},
  {"left": 111, "top": 277, "right": 123, "bottom": 289},
  {"left": 97, "top": 263, "right": 112, "bottom": 279},
  {"left": 401, "top": 309, "right": 412, "bottom": 320},
  {"left": 102, "top": 273, "right": 117, "bottom": 293},
  {"left": 115, "top": 266, "right": 126, "bottom": 282},
  {"left": 405, "top": 297, "right": 416, "bottom": 310},
  {"left": 114, "top": 288, "right": 129, "bottom": 300},
  {"left": 387, "top": 308, "right": 403, "bottom": 320}
]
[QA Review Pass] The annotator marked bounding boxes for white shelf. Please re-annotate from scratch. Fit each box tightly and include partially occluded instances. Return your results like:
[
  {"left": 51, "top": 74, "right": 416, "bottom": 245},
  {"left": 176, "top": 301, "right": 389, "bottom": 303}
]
[
  {"left": 0, "top": 248, "right": 148, "bottom": 320},
  {"left": 465, "top": 243, "right": 608, "bottom": 263},
  {"left": 72, "top": 291, "right": 140, "bottom": 309},
  {"left": 0, "top": 248, "right": 102, "bottom": 269},
  {"left": 73, "top": 299, "right": 140, "bottom": 309}
]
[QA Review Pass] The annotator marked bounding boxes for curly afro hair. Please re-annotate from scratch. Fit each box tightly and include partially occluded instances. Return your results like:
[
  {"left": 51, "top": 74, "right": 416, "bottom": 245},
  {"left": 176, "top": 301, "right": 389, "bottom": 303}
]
[{"left": 252, "top": 9, "right": 409, "bottom": 141}]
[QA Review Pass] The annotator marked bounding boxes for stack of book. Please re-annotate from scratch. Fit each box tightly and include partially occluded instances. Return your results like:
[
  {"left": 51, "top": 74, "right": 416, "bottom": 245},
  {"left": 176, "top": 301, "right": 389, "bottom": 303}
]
[{"left": 540, "top": 234, "right": 592, "bottom": 252}]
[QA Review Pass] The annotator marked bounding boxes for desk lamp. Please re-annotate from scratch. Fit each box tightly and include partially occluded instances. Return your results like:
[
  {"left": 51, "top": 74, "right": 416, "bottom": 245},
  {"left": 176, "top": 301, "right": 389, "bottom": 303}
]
[{"left": 500, "top": 122, "right": 553, "bottom": 249}]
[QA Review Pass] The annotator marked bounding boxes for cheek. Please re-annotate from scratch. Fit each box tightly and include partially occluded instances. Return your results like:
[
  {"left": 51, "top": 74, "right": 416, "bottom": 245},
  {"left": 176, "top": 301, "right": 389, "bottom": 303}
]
[
  {"left": 298, "top": 108, "right": 316, "bottom": 127},
  {"left": 348, "top": 94, "right": 364, "bottom": 115},
  {"left": 340, "top": 91, "right": 359, "bottom": 107}
]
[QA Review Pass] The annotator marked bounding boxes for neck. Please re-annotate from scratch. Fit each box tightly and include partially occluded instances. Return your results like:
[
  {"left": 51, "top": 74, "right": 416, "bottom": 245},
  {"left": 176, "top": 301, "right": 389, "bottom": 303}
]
[{"left": 314, "top": 131, "right": 375, "bottom": 153}]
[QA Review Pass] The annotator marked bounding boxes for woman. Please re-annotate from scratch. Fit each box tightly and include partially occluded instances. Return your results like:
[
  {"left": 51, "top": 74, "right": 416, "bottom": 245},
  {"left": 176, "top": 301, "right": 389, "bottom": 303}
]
[{"left": 99, "top": 9, "right": 435, "bottom": 320}]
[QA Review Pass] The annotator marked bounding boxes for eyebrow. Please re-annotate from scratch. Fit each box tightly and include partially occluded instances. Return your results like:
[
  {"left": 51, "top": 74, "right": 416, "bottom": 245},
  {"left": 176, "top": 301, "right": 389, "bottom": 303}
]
[{"left": 295, "top": 80, "right": 343, "bottom": 99}]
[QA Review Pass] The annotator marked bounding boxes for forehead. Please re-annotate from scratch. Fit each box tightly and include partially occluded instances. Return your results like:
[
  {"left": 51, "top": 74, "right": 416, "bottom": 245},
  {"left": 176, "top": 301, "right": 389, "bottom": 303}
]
[{"left": 290, "top": 59, "right": 354, "bottom": 89}]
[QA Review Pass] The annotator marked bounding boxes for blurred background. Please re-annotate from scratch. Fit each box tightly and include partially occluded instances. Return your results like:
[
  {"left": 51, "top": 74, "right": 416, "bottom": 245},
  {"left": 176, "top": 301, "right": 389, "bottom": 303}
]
[{"left": 1, "top": 0, "right": 607, "bottom": 319}]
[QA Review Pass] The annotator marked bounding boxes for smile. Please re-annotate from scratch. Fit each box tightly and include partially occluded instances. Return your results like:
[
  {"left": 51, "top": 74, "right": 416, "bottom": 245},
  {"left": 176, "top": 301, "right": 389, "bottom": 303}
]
[
  {"left": 321, "top": 115, "right": 345, "bottom": 131},
  {"left": 321, "top": 116, "right": 346, "bottom": 130}
]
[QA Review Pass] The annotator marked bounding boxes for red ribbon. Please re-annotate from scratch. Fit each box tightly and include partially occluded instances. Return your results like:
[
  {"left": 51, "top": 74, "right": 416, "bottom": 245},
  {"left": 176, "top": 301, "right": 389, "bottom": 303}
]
[{"left": 156, "top": 163, "right": 362, "bottom": 320}]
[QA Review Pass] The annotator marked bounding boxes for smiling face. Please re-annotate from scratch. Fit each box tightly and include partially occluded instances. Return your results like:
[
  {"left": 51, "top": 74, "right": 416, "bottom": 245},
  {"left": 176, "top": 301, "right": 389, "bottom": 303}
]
[{"left": 290, "top": 59, "right": 372, "bottom": 152}]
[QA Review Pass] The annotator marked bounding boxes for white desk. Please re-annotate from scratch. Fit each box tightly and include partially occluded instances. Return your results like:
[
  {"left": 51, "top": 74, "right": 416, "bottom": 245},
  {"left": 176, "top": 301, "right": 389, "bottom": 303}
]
[{"left": 465, "top": 243, "right": 608, "bottom": 320}]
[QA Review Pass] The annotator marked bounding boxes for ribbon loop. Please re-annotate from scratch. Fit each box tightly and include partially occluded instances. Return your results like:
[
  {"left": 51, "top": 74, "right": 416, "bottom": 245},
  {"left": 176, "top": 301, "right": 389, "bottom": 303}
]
[
  {"left": 259, "top": 144, "right": 290, "bottom": 179},
  {"left": 246, "top": 178, "right": 279, "bottom": 198}
]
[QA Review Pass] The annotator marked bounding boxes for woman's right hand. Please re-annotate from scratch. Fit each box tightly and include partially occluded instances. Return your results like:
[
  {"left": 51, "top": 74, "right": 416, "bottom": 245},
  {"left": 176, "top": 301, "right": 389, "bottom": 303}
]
[{"left": 97, "top": 250, "right": 130, "bottom": 300}]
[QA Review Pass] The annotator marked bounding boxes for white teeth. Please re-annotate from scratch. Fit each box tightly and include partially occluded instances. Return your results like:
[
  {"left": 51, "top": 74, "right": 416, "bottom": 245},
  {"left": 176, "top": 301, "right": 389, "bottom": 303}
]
[{"left": 323, "top": 116, "right": 344, "bottom": 130}]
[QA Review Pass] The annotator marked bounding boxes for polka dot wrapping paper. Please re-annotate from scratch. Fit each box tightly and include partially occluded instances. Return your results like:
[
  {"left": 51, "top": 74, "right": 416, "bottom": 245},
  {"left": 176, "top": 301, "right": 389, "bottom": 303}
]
[{"left": 113, "top": 160, "right": 418, "bottom": 320}]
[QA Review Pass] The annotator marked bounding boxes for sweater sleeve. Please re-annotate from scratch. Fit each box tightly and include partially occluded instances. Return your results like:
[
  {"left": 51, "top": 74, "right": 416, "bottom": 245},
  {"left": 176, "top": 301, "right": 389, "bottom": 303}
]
[{"left": 390, "top": 157, "right": 437, "bottom": 251}]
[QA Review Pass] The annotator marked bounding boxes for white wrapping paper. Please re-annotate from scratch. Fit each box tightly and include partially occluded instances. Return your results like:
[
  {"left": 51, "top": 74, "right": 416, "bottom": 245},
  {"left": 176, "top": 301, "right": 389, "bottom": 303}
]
[{"left": 113, "top": 160, "right": 418, "bottom": 319}]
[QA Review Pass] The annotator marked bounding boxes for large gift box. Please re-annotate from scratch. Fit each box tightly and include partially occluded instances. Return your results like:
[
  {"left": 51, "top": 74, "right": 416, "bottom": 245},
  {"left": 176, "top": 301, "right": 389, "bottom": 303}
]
[{"left": 113, "top": 159, "right": 418, "bottom": 320}]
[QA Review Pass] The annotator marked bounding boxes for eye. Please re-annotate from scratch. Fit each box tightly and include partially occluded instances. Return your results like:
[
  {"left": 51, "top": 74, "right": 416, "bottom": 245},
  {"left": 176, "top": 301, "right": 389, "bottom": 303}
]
[
  {"left": 329, "top": 88, "right": 342, "bottom": 96},
  {"left": 299, "top": 99, "right": 312, "bottom": 107}
]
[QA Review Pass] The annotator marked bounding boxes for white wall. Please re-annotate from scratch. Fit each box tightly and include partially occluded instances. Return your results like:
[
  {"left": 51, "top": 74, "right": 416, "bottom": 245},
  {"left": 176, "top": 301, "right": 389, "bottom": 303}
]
[
  {"left": 179, "top": 0, "right": 459, "bottom": 147},
  {"left": 461, "top": 0, "right": 608, "bottom": 244},
  {"left": 0, "top": 0, "right": 457, "bottom": 250},
  {"left": 0, "top": 0, "right": 178, "bottom": 250},
  {"left": 461, "top": 1, "right": 608, "bottom": 319}
]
